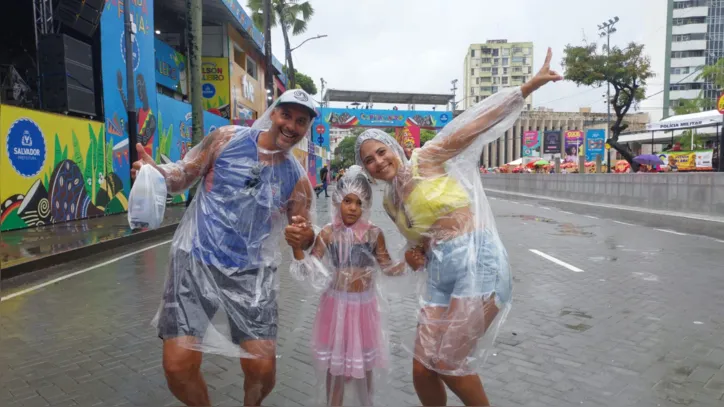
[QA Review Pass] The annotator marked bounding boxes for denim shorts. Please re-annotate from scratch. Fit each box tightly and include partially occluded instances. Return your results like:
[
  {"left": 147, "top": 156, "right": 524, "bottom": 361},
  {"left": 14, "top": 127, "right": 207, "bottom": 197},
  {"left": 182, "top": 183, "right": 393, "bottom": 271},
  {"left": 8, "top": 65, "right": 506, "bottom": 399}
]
[{"left": 423, "top": 229, "right": 512, "bottom": 307}]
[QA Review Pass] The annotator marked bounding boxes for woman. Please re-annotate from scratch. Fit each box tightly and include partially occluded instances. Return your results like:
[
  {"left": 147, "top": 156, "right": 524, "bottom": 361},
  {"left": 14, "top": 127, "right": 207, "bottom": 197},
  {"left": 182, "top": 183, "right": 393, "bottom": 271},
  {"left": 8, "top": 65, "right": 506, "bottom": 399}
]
[{"left": 354, "top": 48, "right": 561, "bottom": 406}]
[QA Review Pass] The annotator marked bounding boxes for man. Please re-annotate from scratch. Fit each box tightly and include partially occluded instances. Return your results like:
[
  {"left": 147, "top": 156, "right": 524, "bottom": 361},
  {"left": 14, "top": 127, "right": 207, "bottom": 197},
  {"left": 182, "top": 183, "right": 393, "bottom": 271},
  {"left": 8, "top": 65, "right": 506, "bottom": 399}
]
[
  {"left": 316, "top": 165, "right": 329, "bottom": 198},
  {"left": 131, "top": 89, "right": 317, "bottom": 406}
]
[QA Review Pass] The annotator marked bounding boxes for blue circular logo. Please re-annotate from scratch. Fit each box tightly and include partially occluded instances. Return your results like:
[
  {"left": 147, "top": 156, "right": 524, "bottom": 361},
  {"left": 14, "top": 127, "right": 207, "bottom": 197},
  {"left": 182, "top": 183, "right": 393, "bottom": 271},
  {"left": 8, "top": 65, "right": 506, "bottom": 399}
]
[
  {"left": 317, "top": 135, "right": 324, "bottom": 145},
  {"left": 203, "top": 83, "right": 216, "bottom": 98},
  {"left": 6, "top": 118, "right": 47, "bottom": 178},
  {"left": 440, "top": 114, "right": 449, "bottom": 123},
  {"left": 120, "top": 32, "right": 140, "bottom": 71}
]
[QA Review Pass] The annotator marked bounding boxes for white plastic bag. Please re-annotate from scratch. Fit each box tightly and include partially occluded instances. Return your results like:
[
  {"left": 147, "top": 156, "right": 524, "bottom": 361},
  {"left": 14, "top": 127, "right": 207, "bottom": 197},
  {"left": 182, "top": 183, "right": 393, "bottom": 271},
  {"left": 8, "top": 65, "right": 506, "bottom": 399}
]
[{"left": 128, "top": 164, "right": 167, "bottom": 229}]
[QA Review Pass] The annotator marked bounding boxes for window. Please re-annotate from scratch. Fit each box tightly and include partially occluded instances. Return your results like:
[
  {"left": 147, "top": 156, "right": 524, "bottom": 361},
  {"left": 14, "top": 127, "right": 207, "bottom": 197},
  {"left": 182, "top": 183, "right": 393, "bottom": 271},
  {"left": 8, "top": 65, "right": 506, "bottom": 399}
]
[
  {"left": 481, "top": 77, "right": 491, "bottom": 83},
  {"left": 503, "top": 67, "right": 509, "bottom": 75},
  {"left": 502, "top": 58, "right": 509, "bottom": 65},
  {"left": 671, "top": 67, "right": 693, "bottom": 74},
  {"left": 673, "top": 16, "right": 706, "bottom": 25},
  {"left": 233, "top": 46, "right": 246, "bottom": 69},
  {"left": 512, "top": 56, "right": 525, "bottom": 64},
  {"left": 513, "top": 66, "right": 523, "bottom": 73},
  {"left": 494, "top": 58, "right": 500, "bottom": 65},
  {"left": 475, "top": 77, "right": 480, "bottom": 84},
  {"left": 523, "top": 48, "right": 531, "bottom": 55},
  {"left": 471, "top": 49, "right": 476, "bottom": 57},
  {"left": 512, "top": 47, "right": 522, "bottom": 54},
  {"left": 492, "top": 49, "right": 499, "bottom": 56},
  {"left": 246, "top": 56, "right": 258, "bottom": 79},
  {"left": 481, "top": 58, "right": 492, "bottom": 64},
  {"left": 502, "top": 48, "right": 510, "bottom": 56},
  {"left": 475, "top": 96, "right": 480, "bottom": 103},
  {"left": 670, "top": 83, "right": 703, "bottom": 90},
  {"left": 481, "top": 67, "right": 492, "bottom": 72},
  {"left": 671, "top": 50, "right": 705, "bottom": 58},
  {"left": 471, "top": 68, "right": 475, "bottom": 75},
  {"left": 528, "top": 66, "right": 533, "bottom": 74},
  {"left": 674, "top": 0, "right": 708, "bottom": 9},
  {"left": 673, "top": 33, "right": 706, "bottom": 41},
  {"left": 482, "top": 47, "right": 492, "bottom": 54},
  {"left": 493, "top": 77, "right": 500, "bottom": 84},
  {"left": 492, "top": 86, "right": 499, "bottom": 93},
  {"left": 502, "top": 77, "right": 509, "bottom": 85},
  {"left": 492, "top": 67, "right": 499, "bottom": 75}
]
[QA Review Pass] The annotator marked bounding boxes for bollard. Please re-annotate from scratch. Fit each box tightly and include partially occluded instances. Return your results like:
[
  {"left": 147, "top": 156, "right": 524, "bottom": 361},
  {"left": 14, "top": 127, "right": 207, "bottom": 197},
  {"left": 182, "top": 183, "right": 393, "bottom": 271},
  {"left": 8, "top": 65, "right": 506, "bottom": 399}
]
[
  {"left": 578, "top": 155, "right": 585, "bottom": 174},
  {"left": 554, "top": 157, "right": 561, "bottom": 173},
  {"left": 595, "top": 155, "right": 602, "bottom": 173}
]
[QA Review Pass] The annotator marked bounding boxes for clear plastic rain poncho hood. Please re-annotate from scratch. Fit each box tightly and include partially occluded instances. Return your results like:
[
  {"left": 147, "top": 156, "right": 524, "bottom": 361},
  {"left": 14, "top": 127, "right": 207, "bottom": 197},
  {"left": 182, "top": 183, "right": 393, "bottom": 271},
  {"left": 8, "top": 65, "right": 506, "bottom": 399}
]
[
  {"left": 355, "top": 87, "right": 523, "bottom": 376},
  {"left": 150, "top": 91, "right": 317, "bottom": 359},
  {"left": 289, "top": 169, "right": 417, "bottom": 406}
]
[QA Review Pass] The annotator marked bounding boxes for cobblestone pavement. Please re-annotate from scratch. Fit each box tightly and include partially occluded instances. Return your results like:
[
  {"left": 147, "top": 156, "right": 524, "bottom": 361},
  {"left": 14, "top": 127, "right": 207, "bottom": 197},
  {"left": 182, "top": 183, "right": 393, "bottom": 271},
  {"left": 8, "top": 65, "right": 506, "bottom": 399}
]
[{"left": 2, "top": 188, "right": 724, "bottom": 407}]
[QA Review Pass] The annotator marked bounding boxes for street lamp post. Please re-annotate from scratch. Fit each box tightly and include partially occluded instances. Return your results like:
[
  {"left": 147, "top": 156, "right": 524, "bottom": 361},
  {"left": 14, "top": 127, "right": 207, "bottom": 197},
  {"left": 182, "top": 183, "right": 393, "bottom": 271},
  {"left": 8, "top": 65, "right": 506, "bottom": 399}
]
[
  {"left": 290, "top": 34, "right": 328, "bottom": 53},
  {"left": 599, "top": 16, "right": 619, "bottom": 173}
]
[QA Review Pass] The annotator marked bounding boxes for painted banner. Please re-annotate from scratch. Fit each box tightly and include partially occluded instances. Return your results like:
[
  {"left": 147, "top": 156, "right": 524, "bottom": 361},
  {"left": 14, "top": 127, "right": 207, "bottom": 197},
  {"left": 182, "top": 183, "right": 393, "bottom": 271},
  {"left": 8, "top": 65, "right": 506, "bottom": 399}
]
[
  {"left": 585, "top": 129, "right": 606, "bottom": 162},
  {"left": 321, "top": 107, "right": 451, "bottom": 130},
  {"left": 522, "top": 130, "right": 540, "bottom": 157},
  {"left": 307, "top": 137, "right": 317, "bottom": 187},
  {"left": 657, "top": 150, "right": 714, "bottom": 171},
  {"left": 101, "top": 0, "right": 158, "bottom": 199},
  {"left": 564, "top": 130, "right": 584, "bottom": 158},
  {"left": 155, "top": 38, "right": 188, "bottom": 95},
  {"left": 231, "top": 61, "right": 261, "bottom": 121},
  {"left": 201, "top": 57, "right": 231, "bottom": 119},
  {"left": 1, "top": 105, "right": 113, "bottom": 232},
  {"left": 155, "top": 95, "right": 230, "bottom": 202},
  {"left": 395, "top": 125, "right": 421, "bottom": 159},
  {"left": 543, "top": 130, "right": 561, "bottom": 154}
]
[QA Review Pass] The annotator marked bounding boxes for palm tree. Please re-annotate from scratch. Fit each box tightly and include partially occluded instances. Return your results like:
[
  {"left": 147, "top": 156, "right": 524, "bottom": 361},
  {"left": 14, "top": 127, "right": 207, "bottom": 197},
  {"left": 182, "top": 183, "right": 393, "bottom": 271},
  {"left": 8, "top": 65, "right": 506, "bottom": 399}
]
[{"left": 248, "top": 0, "right": 314, "bottom": 90}]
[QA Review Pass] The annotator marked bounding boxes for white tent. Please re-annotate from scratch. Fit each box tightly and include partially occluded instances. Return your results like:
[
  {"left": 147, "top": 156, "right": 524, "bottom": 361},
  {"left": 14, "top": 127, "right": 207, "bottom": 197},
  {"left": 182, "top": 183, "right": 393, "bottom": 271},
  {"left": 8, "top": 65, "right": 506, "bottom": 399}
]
[{"left": 646, "top": 110, "right": 723, "bottom": 132}]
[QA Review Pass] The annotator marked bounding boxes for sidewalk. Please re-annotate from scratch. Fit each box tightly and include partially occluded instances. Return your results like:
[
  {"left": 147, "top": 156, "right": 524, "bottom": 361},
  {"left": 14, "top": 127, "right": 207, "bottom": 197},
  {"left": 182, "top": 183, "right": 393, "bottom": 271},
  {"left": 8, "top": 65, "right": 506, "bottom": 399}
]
[{"left": 1, "top": 206, "right": 185, "bottom": 280}]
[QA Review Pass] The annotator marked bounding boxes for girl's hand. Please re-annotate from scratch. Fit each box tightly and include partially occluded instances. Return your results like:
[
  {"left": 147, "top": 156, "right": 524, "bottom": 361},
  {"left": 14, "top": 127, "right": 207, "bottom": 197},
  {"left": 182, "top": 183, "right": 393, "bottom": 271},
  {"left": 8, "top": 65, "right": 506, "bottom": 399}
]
[
  {"left": 405, "top": 246, "right": 426, "bottom": 271},
  {"left": 522, "top": 48, "right": 563, "bottom": 97}
]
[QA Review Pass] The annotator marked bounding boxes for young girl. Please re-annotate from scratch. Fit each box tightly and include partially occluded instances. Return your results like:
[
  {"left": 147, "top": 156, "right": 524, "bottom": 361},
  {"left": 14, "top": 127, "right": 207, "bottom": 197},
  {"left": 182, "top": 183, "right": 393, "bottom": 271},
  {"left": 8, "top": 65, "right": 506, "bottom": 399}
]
[{"left": 288, "top": 167, "right": 422, "bottom": 406}]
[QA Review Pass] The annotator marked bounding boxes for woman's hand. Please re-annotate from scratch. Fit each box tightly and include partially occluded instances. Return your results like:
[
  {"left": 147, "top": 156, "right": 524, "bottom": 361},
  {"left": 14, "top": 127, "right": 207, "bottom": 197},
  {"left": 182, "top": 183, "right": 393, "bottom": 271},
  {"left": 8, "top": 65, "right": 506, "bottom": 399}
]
[{"left": 522, "top": 48, "right": 563, "bottom": 98}]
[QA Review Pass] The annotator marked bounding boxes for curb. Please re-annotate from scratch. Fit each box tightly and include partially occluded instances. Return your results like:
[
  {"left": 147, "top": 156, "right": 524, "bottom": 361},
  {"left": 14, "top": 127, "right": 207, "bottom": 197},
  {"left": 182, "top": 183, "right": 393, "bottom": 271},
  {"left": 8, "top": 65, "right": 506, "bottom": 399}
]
[
  {"left": 485, "top": 189, "right": 724, "bottom": 241},
  {"left": 1, "top": 223, "right": 180, "bottom": 281}
]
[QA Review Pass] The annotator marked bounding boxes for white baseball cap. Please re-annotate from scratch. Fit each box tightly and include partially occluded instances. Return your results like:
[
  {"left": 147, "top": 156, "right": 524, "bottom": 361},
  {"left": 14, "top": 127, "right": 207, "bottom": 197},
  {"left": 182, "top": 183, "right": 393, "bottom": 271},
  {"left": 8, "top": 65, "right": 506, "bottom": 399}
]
[{"left": 276, "top": 89, "right": 318, "bottom": 118}]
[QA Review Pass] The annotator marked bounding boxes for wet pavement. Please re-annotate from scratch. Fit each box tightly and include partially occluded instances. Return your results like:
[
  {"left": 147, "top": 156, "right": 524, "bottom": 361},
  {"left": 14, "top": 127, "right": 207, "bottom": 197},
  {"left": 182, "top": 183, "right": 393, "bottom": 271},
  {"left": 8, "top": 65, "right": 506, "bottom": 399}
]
[
  {"left": 0, "top": 206, "right": 185, "bottom": 271},
  {"left": 2, "top": 190, "right": 724, "bottom": 407}
]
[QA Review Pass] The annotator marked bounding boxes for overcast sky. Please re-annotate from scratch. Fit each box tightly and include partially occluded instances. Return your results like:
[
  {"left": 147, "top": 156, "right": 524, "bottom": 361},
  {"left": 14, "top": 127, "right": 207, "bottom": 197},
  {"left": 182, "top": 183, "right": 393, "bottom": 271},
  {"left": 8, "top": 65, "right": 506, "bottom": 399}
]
[{"left": 243, "top": 0, "right": 667, "bottom": 120}]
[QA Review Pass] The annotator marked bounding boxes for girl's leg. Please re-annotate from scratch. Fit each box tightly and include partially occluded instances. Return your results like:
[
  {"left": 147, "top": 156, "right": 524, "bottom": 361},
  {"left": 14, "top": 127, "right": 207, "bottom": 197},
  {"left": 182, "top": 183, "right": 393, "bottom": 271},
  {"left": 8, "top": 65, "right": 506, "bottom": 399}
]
[
  {"left": 326, "top": 370, "right": 345, "bottom": 406},
  {"left": 354, "top": 371, "right": 374, "bottom": 406},
  {"left": 435, "top": 296, "right": 500, "bottom": 406},
  {"left": 412, "top": 306, "right": 448, "bottom": 406}
]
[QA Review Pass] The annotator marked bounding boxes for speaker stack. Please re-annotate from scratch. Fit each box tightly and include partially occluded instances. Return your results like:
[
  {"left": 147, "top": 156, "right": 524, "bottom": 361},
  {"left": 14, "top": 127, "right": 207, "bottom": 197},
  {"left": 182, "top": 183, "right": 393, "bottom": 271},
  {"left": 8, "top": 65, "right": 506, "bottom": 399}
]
[
  {"left": 56, "top": 0, "right": 104, "bottom": 38},
  {"left": 38, "top": 34, "right": 96, "bottom": 117}
]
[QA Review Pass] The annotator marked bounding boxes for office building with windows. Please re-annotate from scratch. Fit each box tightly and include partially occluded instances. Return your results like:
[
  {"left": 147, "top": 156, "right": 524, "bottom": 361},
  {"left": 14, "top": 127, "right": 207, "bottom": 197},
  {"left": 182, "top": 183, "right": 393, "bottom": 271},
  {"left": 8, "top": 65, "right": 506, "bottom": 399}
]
[
  {"left": 663, "top": 0, "right": 724, "bottom": 116},
  {"left": 463, "top": 40, "right": 534, "bottom": 110}
]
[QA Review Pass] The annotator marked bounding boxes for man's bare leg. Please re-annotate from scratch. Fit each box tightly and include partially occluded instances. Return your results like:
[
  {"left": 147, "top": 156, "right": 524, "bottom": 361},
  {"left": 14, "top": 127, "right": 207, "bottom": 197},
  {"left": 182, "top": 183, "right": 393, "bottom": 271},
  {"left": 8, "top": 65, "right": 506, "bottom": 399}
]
[
  {"left": 240, "top": 339, "right": 277, "bottom": 406},
  {"left": 162, "top": 337, "right": 210, "bottom": 406}
]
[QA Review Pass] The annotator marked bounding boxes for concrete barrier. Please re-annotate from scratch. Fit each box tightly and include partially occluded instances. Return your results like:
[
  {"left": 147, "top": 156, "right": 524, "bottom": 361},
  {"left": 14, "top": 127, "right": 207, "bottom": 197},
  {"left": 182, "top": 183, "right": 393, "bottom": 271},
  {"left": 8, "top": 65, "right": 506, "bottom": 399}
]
[{"left": 482, "top": 173, "right": 724, "bottom": 218}]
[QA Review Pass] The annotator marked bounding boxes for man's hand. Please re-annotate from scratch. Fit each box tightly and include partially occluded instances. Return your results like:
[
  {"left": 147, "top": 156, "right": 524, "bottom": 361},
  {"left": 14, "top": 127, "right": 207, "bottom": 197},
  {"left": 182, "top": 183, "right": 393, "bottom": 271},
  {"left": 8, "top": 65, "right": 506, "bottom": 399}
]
[
  {"left": 285, "top": 215, "right": 314, "bottom": 250},
  {"left": 131, "top": 143, "right": 165, "bottom": 180},
  {"left": 405, "top": 246, "right": 426, "bottom": 271}
]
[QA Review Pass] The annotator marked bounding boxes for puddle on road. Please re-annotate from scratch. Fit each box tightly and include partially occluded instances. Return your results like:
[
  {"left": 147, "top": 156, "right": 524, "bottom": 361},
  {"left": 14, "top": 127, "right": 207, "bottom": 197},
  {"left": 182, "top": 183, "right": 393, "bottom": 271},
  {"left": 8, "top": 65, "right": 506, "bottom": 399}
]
[
  {"left": 564, "top": 323, "right": 592, "bottom": 332},
  {"left": 560, "top": 309, "right": 593, "bottom": 319},
  {"left": 589, "top": 256, "right": 618, "bottom": 262},
  {"left": 502, "top": 215, "right": 596, "bottom": 238},
  {"left": 632, "top": 272, "right": 659, "bottom": 282}
]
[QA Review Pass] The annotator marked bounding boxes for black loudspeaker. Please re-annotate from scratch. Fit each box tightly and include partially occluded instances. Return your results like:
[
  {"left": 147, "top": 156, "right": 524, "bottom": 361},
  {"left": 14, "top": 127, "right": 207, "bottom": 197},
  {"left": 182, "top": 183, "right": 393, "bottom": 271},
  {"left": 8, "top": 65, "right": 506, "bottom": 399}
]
[
  {"left": 39, "top": 34, "right": 96, "bottom": 117},
  {"left": 56, "top": 0, "right": 105, "bottom": 38}
]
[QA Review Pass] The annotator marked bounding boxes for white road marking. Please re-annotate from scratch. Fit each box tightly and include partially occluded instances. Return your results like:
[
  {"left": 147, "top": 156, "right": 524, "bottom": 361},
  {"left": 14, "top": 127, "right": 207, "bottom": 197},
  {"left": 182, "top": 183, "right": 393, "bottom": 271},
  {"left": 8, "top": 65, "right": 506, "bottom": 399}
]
[
  {"left": 523, "top": 204, "right": 533, "bottom": 207},
  {"left": 510, "top": 201, "right": 519, "bottom": 204},
  {"left": 693, "top": 321, "right": 704, "bottom": 325},
  {"left": 655, "top": 229, "right": 687, "bottom": 236},
  {"left": 614, "top": 220, "right": 634, "bottom": 226},
  {"left": 560, "top": 211, "right": 573, "bottom": 214},
  {"left": 715, "top": 239, "right": 724, "bottom": 244},
  {"left": 584, "top": 215, "right": 599, "bottom": 219},
  {"left": 1, "top": 239, "right": 173, "bottom": 302},
  {"left": 540, "top": 207, "right": 551, "bottom": 210},
  {"left": 529, "top": 249, "right": 584, "bottom": 273}
]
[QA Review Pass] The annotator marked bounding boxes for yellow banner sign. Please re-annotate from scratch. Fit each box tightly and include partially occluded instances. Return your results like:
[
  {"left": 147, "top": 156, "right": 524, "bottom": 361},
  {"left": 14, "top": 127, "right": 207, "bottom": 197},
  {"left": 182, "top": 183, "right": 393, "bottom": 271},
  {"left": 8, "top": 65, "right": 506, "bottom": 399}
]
[{"left": 201, "top": 57, "right": 231, "bottom": 119}]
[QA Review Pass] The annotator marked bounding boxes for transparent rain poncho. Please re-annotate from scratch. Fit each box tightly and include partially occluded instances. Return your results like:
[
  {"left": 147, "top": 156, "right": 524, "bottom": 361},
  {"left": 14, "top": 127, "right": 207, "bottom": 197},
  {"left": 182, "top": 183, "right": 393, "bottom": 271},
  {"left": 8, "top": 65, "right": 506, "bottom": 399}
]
[
  {"left": 150, "top": 97, "right": 316, "bottom": 359},
  {"left": 288, "top": 168, "right": 418, "bottom": 406},
  {"left": 355, "top": 87, "right": 524, "bottom": 376}
]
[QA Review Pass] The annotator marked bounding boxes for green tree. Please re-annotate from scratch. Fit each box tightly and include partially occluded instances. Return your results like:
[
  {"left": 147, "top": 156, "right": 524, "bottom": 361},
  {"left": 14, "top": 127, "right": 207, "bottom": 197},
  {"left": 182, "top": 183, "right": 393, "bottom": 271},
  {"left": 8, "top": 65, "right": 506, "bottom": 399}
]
[
  {"left": 420, "top": 129, "right": 436, "bottom": 146},
  {"left": 672, "top": 97, "right": 708, "bottom": 150},
  {"left": 698, "top": 58, "right": 724, "bottom": 91},
  {"left": 563, "top": 42, "right": 654, "bottom": 170},
  {"left": 283, "top": 67, "right": 317, "bottom": 95},
  {"left": 333, "top": 135, "right": 358, "bottom": 169},
  {"left": 248, "top": 0, "right": 314, "bottom": 90}
]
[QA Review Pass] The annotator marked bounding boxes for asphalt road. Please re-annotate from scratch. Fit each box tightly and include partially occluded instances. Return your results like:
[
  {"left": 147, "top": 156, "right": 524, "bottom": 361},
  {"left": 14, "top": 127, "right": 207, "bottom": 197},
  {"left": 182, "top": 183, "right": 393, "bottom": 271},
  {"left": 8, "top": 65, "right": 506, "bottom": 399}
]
[{"left": 2, "top": 188, "right": 724, "bottom": 407}]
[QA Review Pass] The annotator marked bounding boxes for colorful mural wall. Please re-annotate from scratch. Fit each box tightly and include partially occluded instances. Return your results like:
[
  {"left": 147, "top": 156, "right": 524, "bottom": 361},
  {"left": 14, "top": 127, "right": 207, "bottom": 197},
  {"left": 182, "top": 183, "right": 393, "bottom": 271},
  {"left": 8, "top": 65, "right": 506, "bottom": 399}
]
[
  {"left": 101, "top": 0, "right": 159, "bottom": 199},
  {"left": 1, "top": 106, "right": 117, "bottom": 232},
  {"left": 155, "top": 38, "right": 188, "bottom": 96}
]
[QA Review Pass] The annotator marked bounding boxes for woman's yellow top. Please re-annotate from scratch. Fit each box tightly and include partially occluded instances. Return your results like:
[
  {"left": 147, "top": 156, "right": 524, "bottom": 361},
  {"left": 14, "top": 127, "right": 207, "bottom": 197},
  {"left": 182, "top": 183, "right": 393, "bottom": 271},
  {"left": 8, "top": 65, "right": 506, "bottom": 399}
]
[{"left": 383, "top": 150, "right": 470, "bottom": 243}]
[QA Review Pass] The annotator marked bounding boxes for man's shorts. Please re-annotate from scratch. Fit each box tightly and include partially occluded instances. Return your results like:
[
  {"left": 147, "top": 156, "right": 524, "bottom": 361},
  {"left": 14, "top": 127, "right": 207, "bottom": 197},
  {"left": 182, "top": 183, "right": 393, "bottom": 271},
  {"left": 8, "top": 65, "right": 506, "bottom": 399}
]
[{"left": 156, "top": 250, "right": 278, "bottom": 344}]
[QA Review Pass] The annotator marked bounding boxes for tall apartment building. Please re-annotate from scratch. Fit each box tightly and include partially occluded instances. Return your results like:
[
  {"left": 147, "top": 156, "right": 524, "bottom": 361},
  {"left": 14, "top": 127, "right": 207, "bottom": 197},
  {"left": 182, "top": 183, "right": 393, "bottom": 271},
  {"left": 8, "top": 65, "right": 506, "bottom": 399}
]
[
  {"left": 463, "top": 40, "right": 534, "bottom": 110},
  {"left": 663, "top": 0, "right": 724, "bottom": 117}
]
